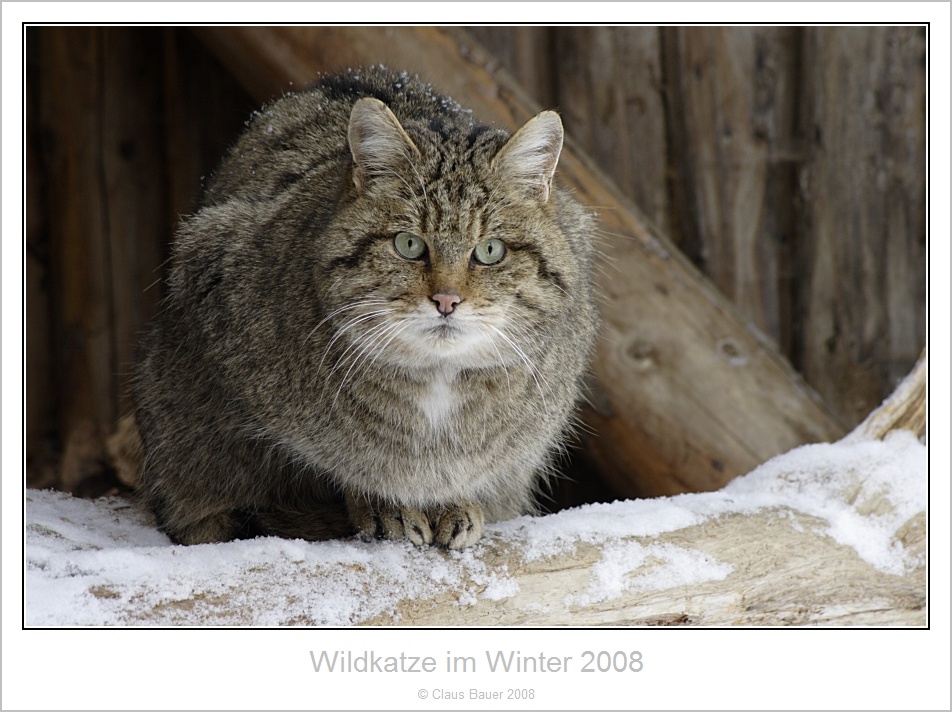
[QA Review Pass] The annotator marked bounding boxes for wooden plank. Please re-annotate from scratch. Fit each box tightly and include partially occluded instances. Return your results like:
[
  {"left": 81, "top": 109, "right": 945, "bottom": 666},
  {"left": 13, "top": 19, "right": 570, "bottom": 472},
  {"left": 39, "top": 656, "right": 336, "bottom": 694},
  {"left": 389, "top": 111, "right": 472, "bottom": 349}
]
[
  {"left": 463, "top": 26, "right": 555, "bottom": 108},
  {"left": 554, "top": 27, "right": 671, "bottom": 237},
  {"left": 25, "top": 35, "right": 54, "bottom": 468},
  {"left": 33, "top": 27, "right": 115, "bottom": 491},
  {"left": 162, "top": 28, "right": 258, "bottom": 222},
  {"left": 797, "top": 27, "right": 927, "bottom": 426},
  {"left": 662, "top": 26, "right": 800, "bottom": 347},
  {"left": 194, "top": 26, "right": 846, "bottom": 497},
  {"left": 100, "top": 28, "right": 169, "bottom": 417}
]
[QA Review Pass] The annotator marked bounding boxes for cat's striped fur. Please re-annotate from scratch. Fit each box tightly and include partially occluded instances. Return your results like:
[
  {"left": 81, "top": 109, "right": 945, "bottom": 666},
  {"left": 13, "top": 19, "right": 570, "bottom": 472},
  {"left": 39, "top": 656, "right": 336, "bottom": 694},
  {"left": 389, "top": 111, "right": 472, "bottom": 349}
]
[{"left": 134, "top": 67, "right": 597, "bottom": 549}]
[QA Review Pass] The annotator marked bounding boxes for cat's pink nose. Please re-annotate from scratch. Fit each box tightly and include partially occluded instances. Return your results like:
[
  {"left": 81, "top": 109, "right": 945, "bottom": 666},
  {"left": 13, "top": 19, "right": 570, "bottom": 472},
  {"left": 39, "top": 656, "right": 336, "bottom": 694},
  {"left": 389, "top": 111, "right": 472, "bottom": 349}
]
[{"left": 432, "top": 290, "right": 462, "bottom": 315}]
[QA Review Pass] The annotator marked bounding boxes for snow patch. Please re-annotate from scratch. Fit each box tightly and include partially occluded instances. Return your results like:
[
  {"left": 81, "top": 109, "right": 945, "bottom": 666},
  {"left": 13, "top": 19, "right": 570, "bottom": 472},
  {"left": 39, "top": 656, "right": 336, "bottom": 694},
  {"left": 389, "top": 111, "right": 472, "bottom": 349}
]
[{"left": 23, "top": 431, "right": 926, "bottom": 625}]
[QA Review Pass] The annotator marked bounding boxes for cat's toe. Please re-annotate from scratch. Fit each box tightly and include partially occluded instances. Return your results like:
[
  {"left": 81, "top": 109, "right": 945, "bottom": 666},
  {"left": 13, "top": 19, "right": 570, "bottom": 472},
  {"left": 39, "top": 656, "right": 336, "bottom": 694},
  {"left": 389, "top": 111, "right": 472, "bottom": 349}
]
[
  {"left": 433, "top": 503, "right": 484, "bottom": 549},
  {"left": 346, "top": 494, "right": 434, "bottom": 545},
  {"left": 381, "top": 507, "right": 433, "bottom": 546},
  {"left": 345, "top": 494, "right": 381, "bottom": 540}
]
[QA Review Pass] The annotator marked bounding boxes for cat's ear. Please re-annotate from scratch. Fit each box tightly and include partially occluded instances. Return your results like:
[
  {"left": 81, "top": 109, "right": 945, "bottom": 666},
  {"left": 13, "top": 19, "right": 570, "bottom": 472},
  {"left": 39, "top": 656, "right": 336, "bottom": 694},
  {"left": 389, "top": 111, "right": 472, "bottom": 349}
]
[
  {"left": 492, "top": 111, "right": 564, "bottom": 203},
  {"left": 347, "top": 97, "right": 420, "bottom": 192}
]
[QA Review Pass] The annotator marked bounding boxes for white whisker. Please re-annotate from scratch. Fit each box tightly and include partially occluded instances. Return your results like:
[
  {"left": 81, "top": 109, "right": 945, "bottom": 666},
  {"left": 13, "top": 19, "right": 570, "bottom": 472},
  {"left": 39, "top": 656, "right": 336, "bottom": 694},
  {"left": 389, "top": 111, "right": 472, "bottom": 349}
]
[
  {"left": 331, "top": 319, "right": 408, "bottom": 406},
  {"left": 312, "top": 302, "right": 396, "bottom": 373},
  {"left": 477, "top": 323, "right": 513, "bottom": 400},
  {"left": 306, "top": 298, "right": 392, "bottom": 343},
  {"left": 483, "top": 321, "right": 550, "bottom": 415}
]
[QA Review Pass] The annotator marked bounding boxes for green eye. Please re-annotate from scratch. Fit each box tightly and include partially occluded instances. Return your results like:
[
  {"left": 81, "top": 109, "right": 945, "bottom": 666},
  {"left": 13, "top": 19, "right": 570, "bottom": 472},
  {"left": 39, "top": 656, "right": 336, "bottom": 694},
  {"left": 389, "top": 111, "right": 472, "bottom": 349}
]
[
  {"left": 473, "top": 238, "right": 507, "bottom": 266},
  {"left": 394, "top": 232, "right": 427, "bottom": 260}
]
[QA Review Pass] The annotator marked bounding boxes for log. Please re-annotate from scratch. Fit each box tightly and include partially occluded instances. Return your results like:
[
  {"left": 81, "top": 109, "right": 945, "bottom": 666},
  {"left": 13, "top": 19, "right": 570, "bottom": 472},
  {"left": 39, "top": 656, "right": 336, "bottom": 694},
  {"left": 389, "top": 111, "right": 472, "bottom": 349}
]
[
  {"left": 464, "top": 26, "right": 556, "bottom": 109},
  {"left": 27, "top": 355, "right": 926, "bottom": 627},
  {"left": 193, "top": 26, "right": 846, "bottom": 499}
]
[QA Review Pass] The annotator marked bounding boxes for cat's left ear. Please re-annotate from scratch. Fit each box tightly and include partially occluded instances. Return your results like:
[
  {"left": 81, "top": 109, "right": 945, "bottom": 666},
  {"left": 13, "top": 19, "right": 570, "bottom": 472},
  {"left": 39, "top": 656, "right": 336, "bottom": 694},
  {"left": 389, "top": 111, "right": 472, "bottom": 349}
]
[
  {"left": 492, "top": 111, "right": 564, "bottom": 203},
  {"left": 348, "top": 97, "right": 421, "bottom": 193}
]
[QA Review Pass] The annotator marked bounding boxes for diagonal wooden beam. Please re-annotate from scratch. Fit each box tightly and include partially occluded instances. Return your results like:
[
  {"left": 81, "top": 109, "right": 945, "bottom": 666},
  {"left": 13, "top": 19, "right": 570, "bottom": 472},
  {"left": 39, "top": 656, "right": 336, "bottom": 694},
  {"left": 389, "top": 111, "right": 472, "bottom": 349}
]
[{"left": 194, "top": 26, "right": 846, "bottom": 497}]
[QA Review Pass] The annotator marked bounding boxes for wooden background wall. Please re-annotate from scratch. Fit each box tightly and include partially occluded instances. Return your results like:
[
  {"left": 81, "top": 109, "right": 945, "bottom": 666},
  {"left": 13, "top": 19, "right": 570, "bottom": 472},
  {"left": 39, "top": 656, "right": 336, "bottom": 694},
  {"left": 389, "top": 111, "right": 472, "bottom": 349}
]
[{"left": 25, "top": 26, "right": 926, "bottom": 504}]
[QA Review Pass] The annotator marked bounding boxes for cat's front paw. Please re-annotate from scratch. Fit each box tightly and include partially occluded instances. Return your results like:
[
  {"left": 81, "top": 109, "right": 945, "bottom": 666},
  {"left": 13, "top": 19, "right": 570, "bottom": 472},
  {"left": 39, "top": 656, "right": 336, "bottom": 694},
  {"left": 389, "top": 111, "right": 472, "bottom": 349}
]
[
  {"left": 346, "top": 495, "right": 484, "bottom": 549},
  {"left": 432, "top": 503, "right": 484, "bottom": 549}
]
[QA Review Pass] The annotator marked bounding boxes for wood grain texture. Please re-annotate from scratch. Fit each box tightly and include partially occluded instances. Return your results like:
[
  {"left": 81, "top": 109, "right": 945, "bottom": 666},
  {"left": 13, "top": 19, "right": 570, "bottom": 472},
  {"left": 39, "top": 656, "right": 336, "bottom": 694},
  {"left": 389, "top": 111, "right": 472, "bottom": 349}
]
[
  {"left": 27, "top": 27, "right": 256, "bottom": 493},
  {"left": 100, "top": 28, "right": 168, "bottom": 417},
  {"left": 554, "top": 27, "right": 671, "bottom": 237},
  {"left": 360, "top": 509, "right": 925, "bottom": 627},
  {"left": 194, "top": 26, "right": 846, "bottom": 498},
  {"left": 464, "top": 26, "right": 556, "bottom": 109},
  {"left": 849, "top": 348, "right": 926, "bottom": 441},
  {"left": 33, "top": 27, "right": 115, "bottom": 492},
  {"left": 25, "top": 36, "right": 54, "bottom": 466},
  {"left": 162, "top": 28, "right": 257, "bottom": 222},
  {"left": 796, "top": 27, "right": 926, "bottom": 426},
  {"left": 662, "top": 26, "right": 800, "bottom": 347}
]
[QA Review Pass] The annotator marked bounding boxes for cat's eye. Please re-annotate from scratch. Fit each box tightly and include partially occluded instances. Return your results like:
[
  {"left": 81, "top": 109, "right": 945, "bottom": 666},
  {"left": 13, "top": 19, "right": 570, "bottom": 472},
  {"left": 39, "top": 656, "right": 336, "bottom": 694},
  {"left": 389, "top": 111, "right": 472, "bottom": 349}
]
[
  {"left": 472, "top": 238, "right": 507, "bottom": 266},
  {"left": 393, "top": 232, "right": 427, "bottom": 260}
]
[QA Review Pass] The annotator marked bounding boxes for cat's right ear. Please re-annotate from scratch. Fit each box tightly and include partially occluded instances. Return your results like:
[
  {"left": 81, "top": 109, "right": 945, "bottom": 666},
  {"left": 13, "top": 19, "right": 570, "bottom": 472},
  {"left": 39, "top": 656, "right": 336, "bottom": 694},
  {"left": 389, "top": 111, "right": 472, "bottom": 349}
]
[
  {"left": 347, "top": 97, "right": 420, "bottom": 193},
  {"left": 492, "top": 111, "right": 564, "bottom": 203}
]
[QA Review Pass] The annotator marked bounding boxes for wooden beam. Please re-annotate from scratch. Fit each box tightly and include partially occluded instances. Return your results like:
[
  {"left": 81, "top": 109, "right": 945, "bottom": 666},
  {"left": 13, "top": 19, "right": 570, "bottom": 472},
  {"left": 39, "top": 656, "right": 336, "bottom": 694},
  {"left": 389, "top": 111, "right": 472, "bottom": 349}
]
[{"left": 194, "top": 26, "right": 846, "bottom": 497}]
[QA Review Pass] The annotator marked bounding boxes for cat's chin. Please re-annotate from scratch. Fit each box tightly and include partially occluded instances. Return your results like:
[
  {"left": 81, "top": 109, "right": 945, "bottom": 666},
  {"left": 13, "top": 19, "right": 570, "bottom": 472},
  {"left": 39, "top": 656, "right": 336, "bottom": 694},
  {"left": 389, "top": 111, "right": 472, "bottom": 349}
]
[{"left": 383, "top": 312, "right": 521, "bottom": 371}]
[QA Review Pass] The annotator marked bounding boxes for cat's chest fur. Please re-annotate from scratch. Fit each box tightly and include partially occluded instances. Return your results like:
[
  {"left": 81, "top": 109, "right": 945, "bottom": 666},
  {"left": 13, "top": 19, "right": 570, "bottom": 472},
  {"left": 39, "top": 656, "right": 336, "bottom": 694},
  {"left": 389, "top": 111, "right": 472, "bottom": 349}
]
[{"left": 417, "top": 370, "right": 458, "bottom": 430}]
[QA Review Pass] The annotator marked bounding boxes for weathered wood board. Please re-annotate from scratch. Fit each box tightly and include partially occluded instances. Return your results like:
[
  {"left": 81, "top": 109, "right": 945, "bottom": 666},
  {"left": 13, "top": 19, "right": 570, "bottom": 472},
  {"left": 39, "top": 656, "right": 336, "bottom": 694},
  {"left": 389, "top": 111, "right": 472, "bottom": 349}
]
[{"left": 797, "top": 27, "right": 927, "bottom": 425}]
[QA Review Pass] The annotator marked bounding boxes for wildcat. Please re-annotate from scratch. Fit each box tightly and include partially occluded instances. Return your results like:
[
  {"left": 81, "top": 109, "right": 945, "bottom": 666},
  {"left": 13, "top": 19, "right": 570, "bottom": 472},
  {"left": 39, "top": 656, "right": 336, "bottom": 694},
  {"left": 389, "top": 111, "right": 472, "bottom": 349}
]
[{"left": 134, "top": 67, "right": 597, "bottom": 549}]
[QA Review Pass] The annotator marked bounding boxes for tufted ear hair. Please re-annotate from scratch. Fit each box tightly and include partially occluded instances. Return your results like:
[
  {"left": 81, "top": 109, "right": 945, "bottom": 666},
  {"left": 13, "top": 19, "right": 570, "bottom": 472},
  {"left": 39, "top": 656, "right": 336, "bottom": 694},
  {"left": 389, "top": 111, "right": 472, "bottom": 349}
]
[
  {"left": 347, "top": 97, "right": 420, "bottom": 193},
  {"left": 491, "top": 111, "right": 564, "bottom": 203}
]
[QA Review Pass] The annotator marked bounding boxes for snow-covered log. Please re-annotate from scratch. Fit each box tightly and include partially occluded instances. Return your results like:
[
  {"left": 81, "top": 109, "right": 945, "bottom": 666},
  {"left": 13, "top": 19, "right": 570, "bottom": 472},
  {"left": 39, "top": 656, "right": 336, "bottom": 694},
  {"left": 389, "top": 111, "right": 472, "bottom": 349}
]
[{"left": 25, "top": 355, "right": 926, "bottom": 627}]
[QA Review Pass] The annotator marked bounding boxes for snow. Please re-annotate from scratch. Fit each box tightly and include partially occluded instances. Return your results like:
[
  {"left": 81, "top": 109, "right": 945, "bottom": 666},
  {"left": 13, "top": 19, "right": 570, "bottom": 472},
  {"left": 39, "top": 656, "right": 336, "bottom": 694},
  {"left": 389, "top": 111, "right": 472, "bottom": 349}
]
[{"left": 24, "top": 430, "right": 926, "bottom": 626}]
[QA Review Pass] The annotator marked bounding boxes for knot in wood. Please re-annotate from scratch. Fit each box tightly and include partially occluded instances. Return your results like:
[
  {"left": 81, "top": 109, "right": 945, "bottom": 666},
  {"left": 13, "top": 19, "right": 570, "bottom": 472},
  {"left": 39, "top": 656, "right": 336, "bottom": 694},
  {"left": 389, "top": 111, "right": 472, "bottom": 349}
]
[
  {"left": 716, "top": 338, "right": 749, "bottom": 367},
  {"left": 624, "top": 337, "right": 657, "bottom": 372}
]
